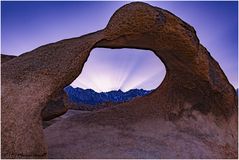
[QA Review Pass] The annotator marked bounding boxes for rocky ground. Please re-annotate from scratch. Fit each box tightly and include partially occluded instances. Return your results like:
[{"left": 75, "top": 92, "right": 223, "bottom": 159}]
[
  {"left": 43, "top": 110, "right": 90, "bottom": 128},
  {"left": 43, "top": 104, "right": 237, "bottom": 159}
]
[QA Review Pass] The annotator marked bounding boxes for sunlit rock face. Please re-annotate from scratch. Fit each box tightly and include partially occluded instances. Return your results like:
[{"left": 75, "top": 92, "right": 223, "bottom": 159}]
[{"left": 1, "top": 2, "right": 237, "bottom": 159}]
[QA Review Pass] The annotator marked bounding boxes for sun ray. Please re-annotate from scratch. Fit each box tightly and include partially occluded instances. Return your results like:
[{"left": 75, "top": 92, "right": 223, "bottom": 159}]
[{"left": 70, "top": 48, "right": 166, "bottom": 92}]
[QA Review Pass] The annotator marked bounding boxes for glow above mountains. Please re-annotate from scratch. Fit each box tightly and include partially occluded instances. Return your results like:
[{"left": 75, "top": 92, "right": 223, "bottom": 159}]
[{"left": 70, "top": 48, "right": 166, "bottom": 92}]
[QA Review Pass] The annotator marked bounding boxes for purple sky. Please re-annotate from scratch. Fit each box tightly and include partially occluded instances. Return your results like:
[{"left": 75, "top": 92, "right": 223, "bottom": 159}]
[{"left": 1, "top": 1, "right": 238, "bottom": 91}]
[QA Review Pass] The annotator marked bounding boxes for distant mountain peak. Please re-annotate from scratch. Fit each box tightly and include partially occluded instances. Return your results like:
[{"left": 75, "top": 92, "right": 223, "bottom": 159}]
[{"left": 64, "top": 86, "right": 152, "bottom": 106}]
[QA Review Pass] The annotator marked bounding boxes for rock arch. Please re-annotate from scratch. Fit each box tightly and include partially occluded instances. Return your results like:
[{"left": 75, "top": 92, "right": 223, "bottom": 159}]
[{"left": 1, "top": 2, "right": 237, "bottom": 158}]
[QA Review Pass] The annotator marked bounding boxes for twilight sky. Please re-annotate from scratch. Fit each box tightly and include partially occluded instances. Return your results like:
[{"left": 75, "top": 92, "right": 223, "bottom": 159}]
[{"left": 1, "top": 1, "right": 238, "bottom": 92}]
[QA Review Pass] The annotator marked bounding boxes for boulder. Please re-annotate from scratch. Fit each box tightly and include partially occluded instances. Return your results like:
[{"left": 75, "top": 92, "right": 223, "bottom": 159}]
[
  {"left": 41, "top": 90, "right": 68, "bottom": 121},
  {"left": 1, "top": 2, "right": 237, "bottom": 158}
]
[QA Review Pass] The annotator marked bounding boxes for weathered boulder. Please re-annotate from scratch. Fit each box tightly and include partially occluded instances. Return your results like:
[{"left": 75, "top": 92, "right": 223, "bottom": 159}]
[
  {"left": 1, "top": 2, "right": 237, "bottom": 158},
  {"left": 41, "top": 90, "right": 68, "bottom": 121}
]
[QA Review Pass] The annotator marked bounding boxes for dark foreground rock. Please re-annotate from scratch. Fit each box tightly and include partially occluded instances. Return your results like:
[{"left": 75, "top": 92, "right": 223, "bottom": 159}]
[
  {"left": 42, "top": 110, "right": 87, "bottom": 129},
  {"left": 1, "top": 54, "right": 16, "bottom": 63},
  {"left": 1, "top": 2, "right": 237, "bottom": 158},
  {"left": 41, "top": 90, "right": 68, "bottom": 121}
]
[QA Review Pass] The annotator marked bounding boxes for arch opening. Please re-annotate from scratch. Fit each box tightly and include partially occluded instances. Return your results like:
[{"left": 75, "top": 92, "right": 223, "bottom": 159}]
[{"left": 64, "top": 48, "right": 166, "bottom": 108}]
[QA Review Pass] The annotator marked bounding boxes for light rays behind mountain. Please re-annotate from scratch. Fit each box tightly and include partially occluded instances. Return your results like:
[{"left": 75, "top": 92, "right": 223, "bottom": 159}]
[{"left": 70, "top": 48, "right": 166, "bottom": 92}]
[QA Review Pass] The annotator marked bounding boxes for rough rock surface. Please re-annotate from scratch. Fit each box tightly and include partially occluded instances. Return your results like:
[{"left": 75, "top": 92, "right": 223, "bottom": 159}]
[
  {"left": 1, "top": 2, "right": 237, "bottom": 159},
  {"left": 42, "top": 110, "right": 84, "bottom": 129},
  {"left": 45, "top": 108, "right": 237, "bottom": 159},
  {"left": 1, "top": 54, "right": 69, "bottom": 122},
  {"left": 65, "top": 99, "right": 107, "bottom": 111},
  {"left": 1, "top": 54, "right": 16, "bottom": 63},
  {"left": 41, "top": 90, "right": 68, "bottom": 121}
]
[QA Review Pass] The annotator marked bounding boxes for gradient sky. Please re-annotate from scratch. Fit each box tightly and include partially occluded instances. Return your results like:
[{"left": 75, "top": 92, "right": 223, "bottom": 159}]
[{"left": 1, "top": 1, "right": 238, "bottom": 92}]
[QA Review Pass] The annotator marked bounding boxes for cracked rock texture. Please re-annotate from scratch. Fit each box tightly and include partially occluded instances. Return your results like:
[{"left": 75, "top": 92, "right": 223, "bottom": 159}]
[{"left": 1, "top": 2, "right": 237, "bottom": 159}]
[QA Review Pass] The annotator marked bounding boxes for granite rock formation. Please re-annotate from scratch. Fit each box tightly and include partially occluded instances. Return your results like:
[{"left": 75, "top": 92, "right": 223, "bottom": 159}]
[
  {"left": 1, "top": 2, "right": 237, "bottom": 158},
  {"left": 41, "top": 90, "right": 68, "bottom": 121},
  {"left": 1, "top": 54, "right": 69, "bottom": 122},
  {"left": 1, "top": 54, "right": 16, "bottom": 63}
]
